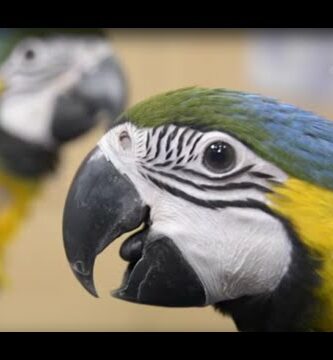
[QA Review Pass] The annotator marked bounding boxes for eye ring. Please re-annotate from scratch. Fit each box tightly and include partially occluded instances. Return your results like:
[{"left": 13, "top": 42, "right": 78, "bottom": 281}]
[
  {"left": 202, "top": 141, "right": 236, "bottom": 173},
  {"left": 119, "top": 130, "right": 132, "bottom": 151}
]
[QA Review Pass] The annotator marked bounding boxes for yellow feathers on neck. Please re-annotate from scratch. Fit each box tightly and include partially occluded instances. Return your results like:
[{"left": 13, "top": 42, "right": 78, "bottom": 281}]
[{"left": 269, "top": 178, "right": 333, "bottom": 331}]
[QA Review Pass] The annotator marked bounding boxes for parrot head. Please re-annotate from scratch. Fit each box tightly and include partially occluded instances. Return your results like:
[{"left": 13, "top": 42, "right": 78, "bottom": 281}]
[
  {"left": 63, "top": 87, "right": 333, "bottom": 331},
  {"left": 0, "top": 28, "right": 127, "bottom": 178}
]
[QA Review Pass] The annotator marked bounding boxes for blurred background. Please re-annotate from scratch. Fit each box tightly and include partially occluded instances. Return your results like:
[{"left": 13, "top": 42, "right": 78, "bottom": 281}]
[{"left": 0, "top": 29, "right": 332, "bottom": 331}]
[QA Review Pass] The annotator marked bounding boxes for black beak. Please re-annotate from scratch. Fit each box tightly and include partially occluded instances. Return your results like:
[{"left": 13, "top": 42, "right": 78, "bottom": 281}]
[
  {"left": 63, "top": 146, "right": 207, "bottom": 307},
  {"left": 63, "top": 147, "right": 147, "bottom": 297},
  {"left": 52, "top": 56, "right": 127, "bottom": 143}
]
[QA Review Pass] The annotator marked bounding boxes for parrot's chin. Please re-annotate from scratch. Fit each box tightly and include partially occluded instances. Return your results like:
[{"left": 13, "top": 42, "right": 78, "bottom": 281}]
[
  {"left": 110, "top": 227, "right": 207, "bottom": 307},
  {"left": 112, "top": 261, "right": 140, "bottom": 300}
]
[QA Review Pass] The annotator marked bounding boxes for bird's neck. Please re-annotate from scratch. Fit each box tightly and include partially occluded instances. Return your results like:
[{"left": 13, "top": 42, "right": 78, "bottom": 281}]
[{"left": 216, "top": 177, "right": 333, "bottom": 331}]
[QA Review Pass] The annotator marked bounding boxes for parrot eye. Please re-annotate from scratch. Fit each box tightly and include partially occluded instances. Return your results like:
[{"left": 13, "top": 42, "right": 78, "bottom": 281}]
[
  {"left": 203, "top": 141, "right": 236, "bottom": 173},
  {"left": 24, "top": 49, "right": 35, "bottom": 61},
  {"left": 12, "top": 38, "right": 44, "bottom": 68}
]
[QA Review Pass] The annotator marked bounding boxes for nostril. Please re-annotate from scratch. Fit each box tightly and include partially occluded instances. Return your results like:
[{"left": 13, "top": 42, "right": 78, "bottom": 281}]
[
  {"left": 120, "top": 235, "right": 144, "bottom": 263},
  {"left": 72, "top": 261, "right": 90, "bottom": 276}
]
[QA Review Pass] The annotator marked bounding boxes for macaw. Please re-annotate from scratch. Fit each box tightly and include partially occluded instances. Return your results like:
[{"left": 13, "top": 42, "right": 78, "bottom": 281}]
[
  {"left": 0, "top": 28, "right": 127, "bottom": 287},
  {"left": 63, "top": 87, "right": 333, "bottom": 331}
]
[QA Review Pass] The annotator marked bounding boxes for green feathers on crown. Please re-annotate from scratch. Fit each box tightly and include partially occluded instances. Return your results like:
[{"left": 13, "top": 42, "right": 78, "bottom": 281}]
[
  {"left": 0, "top": 28, "right": 107, "bottom": 64},
  {"left": 126, "top": 87, "right": 270, "bottom": 138}
]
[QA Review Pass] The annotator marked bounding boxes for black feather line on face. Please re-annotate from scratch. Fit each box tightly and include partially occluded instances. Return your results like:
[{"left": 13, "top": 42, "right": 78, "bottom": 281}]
[
  {"left": 176, "top": 128, "right": 191, "bottom": 157},
  {"left": 146, "top": 146, "right": 152, "bottom": 158},
  {"left": 165, "top": 149, "right": 173, "bottom": 160},
  {"left": 186, "top": 129, "right": 200, "bottom": 147},
  {"left": 151, "top": 127, "right": 158, "bottom": 137},
  {"left": 142, "top": 165, "right": 271, "bottom": 194},
  {"left": 250, "top": 171, "right": 275, "bottom": 180},
  {"left": 145, "top": 131, "right": 151, "bottom": 152},
  {"left": 189, "top": 134, "right": 204, "bottom": 157},
  {"left": 176, "top": 164, "right": 255, "bottom": 181},
  {"left": 146, "top": 126, "right": 168, "bottom": 163},
  {"left": 188, "top": 154, "right": 195, "bottom": 162},
  {"left": 176, "top": 155, "right": 185, "bottom": 165},
  {"left": 153, "top": 160, "right": 174, "bottom": 168},
  {"left": 143, "top": 166, "right": 205, "bottom": 191},
  {"left": 145, "top": 173, "right": 272, "bottom": 210},
  {"left": 154, "top": 126, "right": 169, "bottom": 159},
  {"left": 157, "top": 125, "right": 169, "bottom": 143},
  {"left": 166, "top": 126, "right": 180, "bottom": 154}
]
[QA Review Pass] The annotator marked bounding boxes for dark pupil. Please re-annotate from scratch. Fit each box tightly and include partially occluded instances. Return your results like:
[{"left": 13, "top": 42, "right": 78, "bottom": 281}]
[
  {"left": 204, "top": 141, "right": 235, "bottom": 172},
  {"left": 25, "top": 49, "right": 35, "bottom": 60}
]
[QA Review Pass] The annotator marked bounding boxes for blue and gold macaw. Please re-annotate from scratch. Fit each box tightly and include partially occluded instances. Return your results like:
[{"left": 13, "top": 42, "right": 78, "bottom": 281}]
[
  {"left": 0, "top": 28, "right": 127, "bottom": 287},
  {"left": 63, "top": 87, "right": 333, "bottom": 332}
]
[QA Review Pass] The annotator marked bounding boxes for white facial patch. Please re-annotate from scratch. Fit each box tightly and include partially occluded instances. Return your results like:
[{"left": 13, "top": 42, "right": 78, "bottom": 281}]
[
  {"left": 149, "top": 201, "right": 292, "bottom": 303},
  {"left": 98, "top": 123, "right": 292, "bottom": 304},
  {"left": 0, "top": 85, "right": 60, "bottom": 147}
]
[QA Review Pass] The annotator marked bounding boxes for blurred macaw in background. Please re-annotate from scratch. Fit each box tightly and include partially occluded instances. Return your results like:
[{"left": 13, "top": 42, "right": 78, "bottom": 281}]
[{"left": 0, "top": 28, "right": 128, "bottom": 287}]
